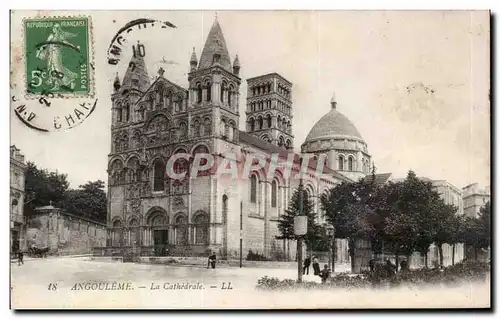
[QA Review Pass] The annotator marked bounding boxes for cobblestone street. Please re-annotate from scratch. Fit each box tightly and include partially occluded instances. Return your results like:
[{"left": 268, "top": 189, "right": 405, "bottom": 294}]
[{"left": 11, "top": 258, "right": 490, "bottom": 309}]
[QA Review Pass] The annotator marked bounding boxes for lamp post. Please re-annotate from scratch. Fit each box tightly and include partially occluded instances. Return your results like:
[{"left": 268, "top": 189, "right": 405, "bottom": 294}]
[
  {"left": 294, "top": 157, "right": 306, "bottom": 283},
  {"left": 239, "top": 201, "right": 243, "bottom": 268},
  {"left": 326, "top": 224, "right": 335, "bottom": 273}
]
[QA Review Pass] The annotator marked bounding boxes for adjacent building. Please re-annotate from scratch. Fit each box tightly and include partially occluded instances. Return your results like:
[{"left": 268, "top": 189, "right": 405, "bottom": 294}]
[
  {"left": 10, "top": 145, "right": 27, "bottom": 255},
  {"left": 104, "top": 18, "right": 374, "bottom": 262},
  {"left": 463, "top": 183, "right": 490, "bottom": 218}
]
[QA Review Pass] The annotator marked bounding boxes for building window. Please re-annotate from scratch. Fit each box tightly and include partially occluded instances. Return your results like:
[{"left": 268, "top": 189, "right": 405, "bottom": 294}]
[
  {"left": 193, "top": 212, "right": 209, "bottom": 245},
  {"left": 206, "top": 82, "right": 212, "bottom": 102},
  {"left": 249, "top": 118, "right": 255, "bottom": 131},
  {"left": 266, "top": 114, "right": 272, "bottom": 128},
  {"left": 174, "top": 214, "right": 188, "bottom": 245},
  {"left": 250, "top": 175, "right": 258, "bottom": 203},
  {"left": 153, "top": 159, "right": 165, "bottom": 192},
  {"left": 220, "top": 83, "right": 225, "bottom": 103},
  {"left": 197, "top": 83, "right": 202, "bottom": 103},
  {"left": 124, "top": 103, "right": 130, "bottom": 121},
  {"left": 338, "top": 156, "right": 344, "bottom": 171},
  {"left": 228, "top": 88, "right": 233, "bottom": 106},
  {"left": 348, "top": 157, "right": 354, "bottom": 171},
  {"left": 271, "top": 180, "right": 277, "bottom": 208},
  {"left": 117, "top": 108, "right": 122, "bottom": 122}
]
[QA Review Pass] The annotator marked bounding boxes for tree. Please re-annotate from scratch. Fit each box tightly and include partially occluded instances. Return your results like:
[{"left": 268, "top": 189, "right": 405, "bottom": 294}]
[
  {"left": 321, "top": 178, "right": 377, "bottom": 272},
  {"left": 278, "top": 184, "right": 325, "bottom": 253},
  {"left": 430, "top": 201, "right": 458, "bottom": 268},
  {"left": 477, "top": 201, "right": 491, "bottom": 249},
  {"left": 65, "top": 180, "right": 107, "bottom": 223},
  {"left": 462, "top": 201, "right": 491, "bottom": 261},
  {"left": 24, "top": 162, "right": 70, "bottom": 217}
]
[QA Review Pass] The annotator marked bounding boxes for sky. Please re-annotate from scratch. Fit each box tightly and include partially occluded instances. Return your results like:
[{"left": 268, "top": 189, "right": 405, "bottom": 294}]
[{"left": 10, "top": 10, "right": 490, "bottom": 190}]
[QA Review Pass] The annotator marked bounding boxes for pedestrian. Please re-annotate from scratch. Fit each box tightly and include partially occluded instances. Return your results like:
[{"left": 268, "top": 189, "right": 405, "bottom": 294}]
[
  {"left": 303, "top": 255, "right": 311, "bottom": 275},
  {"left": 400, "top": 259, "right": 408, "bottom": 272},
  {"left": 369, "top": 258, "right": 375, "bottom": 273},
  {"left": 17, "top": 251, "right": 24, "bottom": 266},
  {"left": 319, "top": 264, "right": 331, "bottom": 284},
  {"left": 312, "top": 256, "right": 320, "bottom": 275},
  {"left": 385, "top": 258, "right": 396, "bottom": 277},
  {"left": 207, "top": 251, "right": 216, "bottom": 269}
]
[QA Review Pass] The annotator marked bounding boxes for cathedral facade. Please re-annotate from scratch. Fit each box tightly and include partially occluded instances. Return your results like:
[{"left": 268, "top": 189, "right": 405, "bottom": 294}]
[{"left": 106, "top": 18, "right": 371, "bottom": 260}]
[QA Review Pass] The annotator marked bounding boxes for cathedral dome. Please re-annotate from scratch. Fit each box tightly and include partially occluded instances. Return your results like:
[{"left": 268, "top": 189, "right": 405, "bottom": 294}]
[
  {"left": 301, "top": 95, "right": 368, "bottom": 154},
  {"left": 304, "top": 108, "right": 363, "bottom": 143}
]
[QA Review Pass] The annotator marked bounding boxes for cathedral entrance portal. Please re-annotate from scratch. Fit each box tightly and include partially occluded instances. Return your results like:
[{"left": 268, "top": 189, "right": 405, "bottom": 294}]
[{"left": 153, "top": 230, "right": 169, "bottom": 256}]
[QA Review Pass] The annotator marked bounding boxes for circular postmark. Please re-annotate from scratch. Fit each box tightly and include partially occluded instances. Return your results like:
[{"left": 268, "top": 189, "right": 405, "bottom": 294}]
[{"left": 12, "top": 16, "right": 96, "bottom": 132}]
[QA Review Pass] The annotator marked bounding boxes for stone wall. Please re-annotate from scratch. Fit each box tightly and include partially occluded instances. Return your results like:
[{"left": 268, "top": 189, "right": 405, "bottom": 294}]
[{"left": 26, "top": 211, "right": 106, "bottom": 255}]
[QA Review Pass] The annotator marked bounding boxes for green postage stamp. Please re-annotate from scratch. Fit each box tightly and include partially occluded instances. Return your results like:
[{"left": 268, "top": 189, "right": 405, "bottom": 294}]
[{"left": 23, "top": 16, "right": 93, "bottom": 97}]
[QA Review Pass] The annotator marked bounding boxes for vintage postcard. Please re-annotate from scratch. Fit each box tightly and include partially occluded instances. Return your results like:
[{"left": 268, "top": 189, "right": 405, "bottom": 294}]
[{"left": 9, "top": 10, "right": 491, "bottom": 309}]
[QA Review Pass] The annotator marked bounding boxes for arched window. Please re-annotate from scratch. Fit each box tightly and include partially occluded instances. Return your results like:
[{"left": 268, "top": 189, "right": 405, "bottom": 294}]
[
  {"left": 166, "top": 91, "right": 172, "bottom": 107},
  {"left": 127, "top": 157, "right": 140, "bottom": 183},
  {"left": 277, "top": 115, "right": 281, "bottom": 128},
  {"left": 228, "top": 122, "right": 235, "bottom": 141},
  {"left": 249, "top": 118, "right": 255, "bottom": 131},
  {"left": 266, "top": 114, "right": 272, "bottom": 128},
  {"left": 338, "top": 156, "right": 344, "bottom": 171},
  {"left": 285, "top": 139, "right": 291, "bottom": 149},
  {"left": 193, "top": 119, "right": 201, "bottom": 137},
  {"left": 175, "top": 214, "right": 188, "bottom": 245},
  {"left": 124, "top": 103, "right": 130, "bottom": 122},
  {"left": 271, "top": 180, "right": 277, "bottom": 208},
  {"left": 193, "top": 212, "right": 209, "bottom": 245},
  {"left": 148, "top": 212, "right": 167, "bottom": 227},
  {"left": 348, "top": 157, "right": 354, "bottom": 171},
  {"left": 220, "top": 119, "right": 226, "bottom": 137},
  {"left": 192, "top": 145, "right": 210, "bottom": 176},
  {"left": 220, "top": 82, "right": 226, "bottom": 103},
  {"left": 117, "top": 107, "right": 123, "bottom": 122},
  {"left": 206, "top": 82, "right": 212, "bottom": 102},
  {"left": 278, "top": 136, "right": 284, "bottom": 147},
  {"left": 153, "top": 159, "right": 165, "bottom": 192},
  {"left": 228, "top": 86, "right": 233, "bottom": 106},
  {"left": 250, "top": 175, "right": 258, "bottom": 203},
  {"left": 179, "top": 122, "right": 187, "bottom": 138},
  {"left": 362, "top": 160, "right": 366, "bottom": 173},
  {"left": 258, "top": 117, "right": 263, "bottom": 130},
  {"left": 173, "top": 151, "right": 189, "bottom": 176},
  {"left": 197, "top": 83, "right": 202, "bottom": 103},
  {"left": 204, "top": 118, "right": 212, "bottom": 135},
  {"left": 174, "top": 97, "right": 182, "bottom": 112}
]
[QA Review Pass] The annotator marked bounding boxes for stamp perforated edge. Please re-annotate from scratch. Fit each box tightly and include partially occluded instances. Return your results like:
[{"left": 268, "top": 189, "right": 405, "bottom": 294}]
[{"left": 20, "top": 14, "right": 96, "bottom": 100}]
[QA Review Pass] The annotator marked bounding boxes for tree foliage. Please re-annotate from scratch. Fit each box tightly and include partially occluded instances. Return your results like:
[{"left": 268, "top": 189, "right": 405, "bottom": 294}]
[
  {"left": 24, "top": 162, "right": 69, "bottom": 217},
  {"left": 319, "top": 169, "right": 488, "bottom": 270},
  {"left": 277, "top": 184, "right": 327, "bottom": 251},
  {"left": 23, "top": 162, "right": 107, "bottom": 223},
  {"left": 65, "top": 180, "right": 107, "bottom": 223}
]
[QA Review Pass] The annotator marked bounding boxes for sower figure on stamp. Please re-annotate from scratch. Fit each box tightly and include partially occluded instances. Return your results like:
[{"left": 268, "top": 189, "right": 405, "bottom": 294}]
[{"left": 36, "top": 24, "right": 79, "bottom": 91}]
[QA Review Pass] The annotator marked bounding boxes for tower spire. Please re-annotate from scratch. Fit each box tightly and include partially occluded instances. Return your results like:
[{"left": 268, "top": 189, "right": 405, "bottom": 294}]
[
  {"left": 113, "top": 72, "right": 121, "bottom": 92},
  {"left": 190, "top": 47, "right": 198, "bottom": 72},
  {"left": 233, "top": 55, "right": 240, "bottom": 76},
  {"left": 198, "top": 18, "right": 232, "bottom": 72},
  {"left": 121, "top": 43, "right": 150, "bottom": 92}
]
